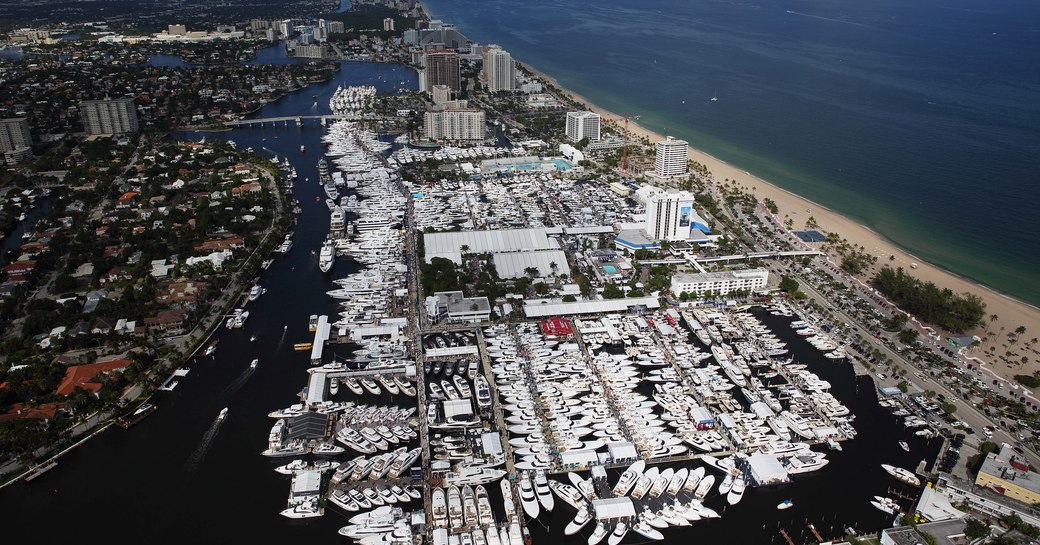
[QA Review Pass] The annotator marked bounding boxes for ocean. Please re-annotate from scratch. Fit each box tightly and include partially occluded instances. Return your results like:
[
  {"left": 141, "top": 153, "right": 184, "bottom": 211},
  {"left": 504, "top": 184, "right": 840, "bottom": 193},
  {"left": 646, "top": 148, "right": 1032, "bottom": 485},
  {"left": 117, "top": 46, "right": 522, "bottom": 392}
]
[{"left": 422, "top": 0, "right": 1040, "bottom": 306}]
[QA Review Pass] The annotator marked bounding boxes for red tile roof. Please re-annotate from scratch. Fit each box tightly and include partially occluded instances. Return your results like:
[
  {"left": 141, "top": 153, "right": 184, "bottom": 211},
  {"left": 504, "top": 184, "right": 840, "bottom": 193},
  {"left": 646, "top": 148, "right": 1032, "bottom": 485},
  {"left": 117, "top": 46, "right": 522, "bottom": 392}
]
[
  {"left": 56, "top": 359, "right": 132, "bottom": 396},
  {"left": 0, "top": 402, "right": 64, "bottom": 422}
]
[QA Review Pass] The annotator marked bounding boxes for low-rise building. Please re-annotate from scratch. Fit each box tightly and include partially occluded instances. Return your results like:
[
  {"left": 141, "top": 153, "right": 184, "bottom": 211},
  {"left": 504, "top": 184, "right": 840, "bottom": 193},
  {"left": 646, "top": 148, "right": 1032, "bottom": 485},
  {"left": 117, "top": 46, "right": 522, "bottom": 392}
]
[
  {"left": 426, "top": 291, "right": 491, "bottom": 323},
  {"left": 670, "top": 268, "right": 769, "bottom": 296}
]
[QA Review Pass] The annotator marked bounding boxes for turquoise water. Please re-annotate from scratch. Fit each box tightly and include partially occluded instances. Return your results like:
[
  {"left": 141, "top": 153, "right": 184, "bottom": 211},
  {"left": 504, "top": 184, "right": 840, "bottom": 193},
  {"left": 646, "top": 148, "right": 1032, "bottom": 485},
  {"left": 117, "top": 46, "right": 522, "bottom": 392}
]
[
  {"left": 603, "top": 265, "right": 619, "bottom": 274},
  {"left": 424, "top": 0, "right": 1040, "bottom": 306}
]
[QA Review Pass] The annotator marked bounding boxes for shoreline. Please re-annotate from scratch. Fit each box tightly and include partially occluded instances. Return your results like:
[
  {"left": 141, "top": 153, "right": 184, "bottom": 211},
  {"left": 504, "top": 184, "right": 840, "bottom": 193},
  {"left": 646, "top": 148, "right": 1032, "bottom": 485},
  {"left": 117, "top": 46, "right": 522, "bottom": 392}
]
[{"left": 516, "top": 59, "right": 1040, "bottom": 382}]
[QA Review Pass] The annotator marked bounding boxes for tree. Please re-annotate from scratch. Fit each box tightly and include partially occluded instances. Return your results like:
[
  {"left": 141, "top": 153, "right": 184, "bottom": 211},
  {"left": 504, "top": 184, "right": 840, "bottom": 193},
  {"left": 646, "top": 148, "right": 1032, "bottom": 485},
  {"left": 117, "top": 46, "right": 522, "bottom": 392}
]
[
  {"left": 964, "top": 518, "right": 990, "bottom": 540},
  {"left": 898, "top": 328, "right": 919, "bottom": 345},
  {"left": 779, "top": 275, "right": 799, "bottom": 294},
  {"left": 602, "top": 283, "right": 624, "bottom": 299}
]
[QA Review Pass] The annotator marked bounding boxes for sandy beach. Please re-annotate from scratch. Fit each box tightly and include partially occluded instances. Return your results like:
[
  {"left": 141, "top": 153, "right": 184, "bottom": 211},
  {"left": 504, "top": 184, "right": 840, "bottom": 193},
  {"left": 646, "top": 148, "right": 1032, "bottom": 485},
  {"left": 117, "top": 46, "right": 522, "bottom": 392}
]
[{"left": 522, "top": 62, "right": 1040, "bottom": 388}]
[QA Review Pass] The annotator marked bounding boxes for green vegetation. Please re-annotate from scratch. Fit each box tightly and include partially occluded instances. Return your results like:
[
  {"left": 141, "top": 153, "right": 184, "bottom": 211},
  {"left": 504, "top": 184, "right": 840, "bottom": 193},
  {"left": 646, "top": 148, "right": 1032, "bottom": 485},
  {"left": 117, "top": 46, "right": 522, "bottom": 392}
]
[
  {"left": 779, "top": 275, "right": 799, "bottom": 294},
  {"left": 327, "top": 5, "right": 417, "bottom": 40},
  {"left": 968, "top": 441, "right": 1000, "bottom": 474},
  {"left": 420, "top": 257, "right": 462, "bottom": 295},
  {"left": 964, "top": 518, "right": 990, "bottom": 540},
  {"left": 872, "top": 266, "right": 986, "bottom": 333},
  {"left": 1015, "top": 374, "right": 1040, "bottom": 389}
]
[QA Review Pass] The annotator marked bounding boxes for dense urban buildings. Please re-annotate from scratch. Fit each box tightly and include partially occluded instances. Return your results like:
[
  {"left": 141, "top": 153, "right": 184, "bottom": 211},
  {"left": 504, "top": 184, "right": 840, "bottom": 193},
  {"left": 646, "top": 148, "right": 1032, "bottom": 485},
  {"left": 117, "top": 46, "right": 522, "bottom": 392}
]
[
  {"left": 79, "top": 98, "right": 139, "bottom": 135},
  {"left": 654, "top": 135, "right": 689, "bottom": 178},
  {"left": 565, "top": 111, "right": 601, "bottom": 142},
  {"left": 481, "top": 44, "right": 516, "bottom": 92}
]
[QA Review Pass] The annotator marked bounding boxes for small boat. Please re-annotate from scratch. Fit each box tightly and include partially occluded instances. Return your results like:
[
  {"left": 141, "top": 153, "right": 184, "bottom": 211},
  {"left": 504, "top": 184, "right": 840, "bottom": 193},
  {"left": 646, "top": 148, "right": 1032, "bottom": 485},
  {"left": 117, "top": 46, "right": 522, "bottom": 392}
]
[
  {"left": 899, "top": 440, "right": 909, "bottom": 452},
  {"left": 249, "top": 334, "right": 257, "bottom": 342},
  {"left": 218, "top": 407, "right": 229, "bottom": 420},
  {"left": 777, "top": 499, "right": 793, "bottom": 510},
  {"left": 250, "top": 359, "right": 258, "bottom": 368}
]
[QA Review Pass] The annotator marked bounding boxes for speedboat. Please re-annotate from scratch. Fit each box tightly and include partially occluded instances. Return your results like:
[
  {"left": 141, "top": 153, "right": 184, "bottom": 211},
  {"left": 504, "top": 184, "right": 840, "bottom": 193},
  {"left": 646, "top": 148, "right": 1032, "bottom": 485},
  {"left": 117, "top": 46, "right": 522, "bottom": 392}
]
[
  {"left": 881, "top": 464, "right": 921, "bottom": 487},
  {"left": 217, "top": 407, "right": 228, "bottom": 420},
  {"left": 777, "top": 499, "right": 794, "bottom": 510}
]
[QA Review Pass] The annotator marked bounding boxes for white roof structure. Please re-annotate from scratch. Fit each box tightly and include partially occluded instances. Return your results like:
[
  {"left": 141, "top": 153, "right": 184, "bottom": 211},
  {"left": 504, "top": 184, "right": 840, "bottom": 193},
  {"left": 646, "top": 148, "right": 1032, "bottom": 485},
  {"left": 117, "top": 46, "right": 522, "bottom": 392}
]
[
  {"left": 606, "top": 442, "right": 638, "bottom": 460},
  {"left": 492, "top": 249, "right": 570, "bottom": 279},
  {"left": 424, "top": 228, "right": 554, "bottom": 264},
  {"left": 306, "top": 371, "right": 327, "bottom": 405},
  {"left": 481, "top": 433, "right": 503, "bottom": 455},
  {"left": 560, "top": 449, "right": 599, "bottom": 466},
  {"left": 310, "top": 315, "right": 330, "bottom": 364},
  {"left": 291, "top": 470, "right": 323, "bottom": 496},
  {"left": 590, "top": 497, "right": 636, "bottom": 521},
  {"left": 523, "top": 296, "right": 661, "bottom": 318},
  {"left": 425, "top": 346, "right": 480, "bottom": 358},
  {"left": 746, "top": 453, "right": 790, "bottom": 486},
  {"left": 443, "top": 399, "right": 473, "bottom": 419}
]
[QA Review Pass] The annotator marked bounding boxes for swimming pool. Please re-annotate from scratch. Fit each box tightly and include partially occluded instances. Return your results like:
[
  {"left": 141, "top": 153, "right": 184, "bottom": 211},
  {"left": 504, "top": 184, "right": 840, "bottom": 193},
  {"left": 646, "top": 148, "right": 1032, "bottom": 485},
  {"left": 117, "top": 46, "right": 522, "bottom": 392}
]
[{"left": 603, "top": 265, "right": 618, "bottom": 274}]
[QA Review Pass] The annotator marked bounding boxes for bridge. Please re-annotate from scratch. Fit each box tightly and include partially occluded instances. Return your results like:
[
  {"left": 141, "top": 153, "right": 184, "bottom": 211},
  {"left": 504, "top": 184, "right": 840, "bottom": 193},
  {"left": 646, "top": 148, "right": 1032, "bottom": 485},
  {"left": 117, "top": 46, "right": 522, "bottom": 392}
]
[{"left": 224, "top": 114, "right": 358, "bottom": 128}]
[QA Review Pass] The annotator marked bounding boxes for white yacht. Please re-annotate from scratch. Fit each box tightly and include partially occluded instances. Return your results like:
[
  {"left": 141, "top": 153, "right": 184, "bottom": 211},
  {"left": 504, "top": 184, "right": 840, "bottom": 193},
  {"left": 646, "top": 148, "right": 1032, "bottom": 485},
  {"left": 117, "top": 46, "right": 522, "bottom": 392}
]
[
  {"left": 881, "top": 464, "right": 921, "bottom": 487},
  {"left": 319, "top": 238, "right": 336, "bottom": 273},
  {"left": 518, "top": 473, "right": 540, "bottom": 519}
]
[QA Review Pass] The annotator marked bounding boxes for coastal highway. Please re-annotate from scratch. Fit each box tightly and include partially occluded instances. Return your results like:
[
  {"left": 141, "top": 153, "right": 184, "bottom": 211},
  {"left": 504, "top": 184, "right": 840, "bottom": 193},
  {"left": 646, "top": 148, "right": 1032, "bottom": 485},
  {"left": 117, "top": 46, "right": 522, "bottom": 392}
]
[{"left": 789, "top": 269, "right": 1039, "bottom": 467}]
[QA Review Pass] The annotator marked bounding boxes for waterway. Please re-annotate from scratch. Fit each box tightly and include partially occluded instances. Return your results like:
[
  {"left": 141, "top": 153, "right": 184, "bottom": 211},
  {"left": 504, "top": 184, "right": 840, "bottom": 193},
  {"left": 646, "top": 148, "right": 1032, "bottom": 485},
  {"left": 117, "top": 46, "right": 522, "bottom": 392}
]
[
  {"left": 0, "top": 46, "right": 942, "bottom": 544},
  {"left": 0, "top": 57, "right": 414, "bottom": 543}
]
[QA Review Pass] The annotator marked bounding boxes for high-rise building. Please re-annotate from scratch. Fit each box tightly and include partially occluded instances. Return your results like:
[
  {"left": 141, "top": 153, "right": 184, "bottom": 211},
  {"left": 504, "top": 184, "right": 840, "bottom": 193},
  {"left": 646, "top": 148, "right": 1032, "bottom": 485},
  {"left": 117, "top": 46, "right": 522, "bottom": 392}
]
[
  {"left": 431, "top": 85, "right": 453, "bottom": 105},
  {"left": 654, "top": 136, "right": 688, "bottom": 178},
  {"left": 383, "top": 18, "right": 395, "bottom": 32},
  {"left": 643, "top": 187, "right": 696, "bottom": 242},
  {"left": 167, "top": 24, "right": 187, "bottom": 36},
  {"left": 424, "top": 108, "right": 485, "bottom": 142},
  {"left": 0, "top": 118, "right": 32, "bottom": 153},
  {"left": 79, "top": 99, "right": 138, "bottom": 135},
  {"left": 403, "top": 28, "right": 419, "bottom": 45},
  {"left": 423, "top": 50, "right": 460, "bottom": 92},
  {"left": 279, "top": 19, "right": 294, "bottom": 38},
  {"left": 481, "top": 44, "right": 516, "bottom": 92},
  {"left": 250, "top": 19, "right": 270, "bottom": 32},
  {"left": 565, "top": 111, "right": 601, "bottom": 143},
  {"left": 327, "top": 21, "right": 345, "bottom": 34}
]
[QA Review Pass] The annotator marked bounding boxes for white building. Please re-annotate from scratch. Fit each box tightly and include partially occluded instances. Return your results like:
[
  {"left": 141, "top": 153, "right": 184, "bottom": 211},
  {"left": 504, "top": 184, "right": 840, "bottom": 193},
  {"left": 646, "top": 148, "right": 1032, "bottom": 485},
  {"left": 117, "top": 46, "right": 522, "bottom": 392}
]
[
  {"left": 481, "top": 44, "right": 516, "bottom": 92},
  {"left": 643, "top": 187, "right": 697, "bottom": 242},
  {"left": 565, "top": 111, "right": 601, "bottom": 143},
  {"left": 424, "top": 108, "right": 486, "bottom": 143},
  {"left": 278, "top": 19, "right": 294, "bottom": 38},
  {"left": 655, "top": 136, "right": 688, "bottom": 178},
  {"left": 670, "top": 268, "right": 770, "bottom": 296},
  {"left": 426, "top": 291, "right": 491, "bottom": 323}
]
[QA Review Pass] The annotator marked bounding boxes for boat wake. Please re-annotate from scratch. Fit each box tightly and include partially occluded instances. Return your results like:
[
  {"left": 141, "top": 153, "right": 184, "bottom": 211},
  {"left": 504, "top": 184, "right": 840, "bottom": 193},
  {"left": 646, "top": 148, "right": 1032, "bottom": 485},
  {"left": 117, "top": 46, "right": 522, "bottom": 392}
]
[
  {"left": 785, "top": 10, "right": 870, "bottom": 27},
  {"left": 181, "top": 416, "right": 224, "bottom": 475},
  {"left": 218, "top": 363, "right": 256, "bottom": 399}
]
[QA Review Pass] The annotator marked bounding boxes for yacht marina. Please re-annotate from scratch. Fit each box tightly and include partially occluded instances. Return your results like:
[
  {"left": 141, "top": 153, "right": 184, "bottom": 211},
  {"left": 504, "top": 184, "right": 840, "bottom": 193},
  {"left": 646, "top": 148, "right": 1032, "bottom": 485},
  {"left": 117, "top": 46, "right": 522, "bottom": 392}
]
[{"left": 236, "top": 83, "right": 940, "bottom": 545}]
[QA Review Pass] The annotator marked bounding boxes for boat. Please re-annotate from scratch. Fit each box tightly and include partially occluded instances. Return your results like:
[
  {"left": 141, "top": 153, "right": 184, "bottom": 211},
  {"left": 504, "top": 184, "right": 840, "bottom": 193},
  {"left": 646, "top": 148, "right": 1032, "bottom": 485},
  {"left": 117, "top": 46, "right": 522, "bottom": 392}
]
[
  {"left": 448, "top": 485, "right": 464, "bottom": 529},
  {"left": 203, "top": 341, "right": 218, "bottom": 356},
  {"left": 871, "top": 496, "right": 899, "bottom": 515},
  {"left": 518, "top": 473, "right": 540, "bottom": 519},
  {"left": 248, "top": 284, "right": 265, "bottom": 301},
  {"left": 534, "top": 470, "right": 554, "bottom": 512},
  {"left": 711, "top": 89, "right": 718, "bottom": 102},
  {"left": 330, "top": 378, "right": 339, "bottom": 395},
  {"left": 432, "top": 488, "right": 448, "bottom": 528},
  {"left": 587, "top": 522, "right": 609, "bottom": 545},
  {"left": 826, "top": 437, "right": 842, "bottom": 451},
  {"left": 300, "top": 145, "right": 306, "bottom": 153},
  {"left": 608, "top": 522, "right": 629, "bottom": 545},
  {"left": 115, "top": 402, "right": 157, "bottom": 429},
  {"left": 777, "top": 499, "right": 793, "bottom": 510},
  {"left": 899, "top": 440, "right": 910, "bottom": 452},
  {"left": 250, "top": 358, "right": 258, "bottom": 368},
  {"left": 319, "top": 237, "right": 336, "bottom": 273},
  {"left": 881, "top": 464, "right": 921, "bottom": 487},
  {"left": 613, "top": 460, "right": 645, "bottom": 496},
  {"left": 565, "top": 508, "right": 592, "bottom": 536},
  {"left": 726, "top": 475, "right": 746, "bottom": 505}
]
